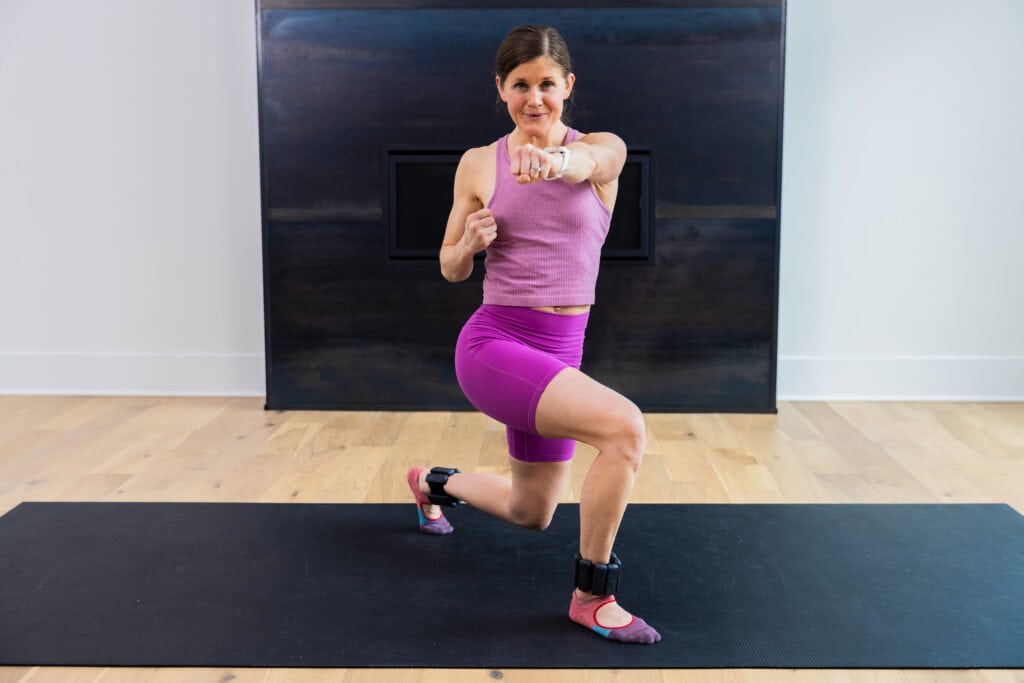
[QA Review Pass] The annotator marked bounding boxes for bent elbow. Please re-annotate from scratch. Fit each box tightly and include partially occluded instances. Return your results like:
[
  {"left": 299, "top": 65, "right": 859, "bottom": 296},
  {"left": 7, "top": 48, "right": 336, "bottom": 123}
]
[{"left": 440, "top": 262, "right": 469, "bottom": 283}]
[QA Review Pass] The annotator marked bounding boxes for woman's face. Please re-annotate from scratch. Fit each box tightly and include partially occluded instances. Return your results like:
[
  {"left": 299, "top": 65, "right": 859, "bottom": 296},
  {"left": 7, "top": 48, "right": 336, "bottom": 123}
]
[{"left": 496, "top": 56, "right": 575, "bottom": 138}]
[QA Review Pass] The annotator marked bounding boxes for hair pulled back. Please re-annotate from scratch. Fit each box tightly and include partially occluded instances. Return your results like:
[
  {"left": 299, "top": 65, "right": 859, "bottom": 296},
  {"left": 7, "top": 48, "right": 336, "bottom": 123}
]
[
  {"left": 495, "top": 25, "right": 573, "bottom": 83},
  {"left": 495, "top": 25, "right": 575, "bottom": 122}
]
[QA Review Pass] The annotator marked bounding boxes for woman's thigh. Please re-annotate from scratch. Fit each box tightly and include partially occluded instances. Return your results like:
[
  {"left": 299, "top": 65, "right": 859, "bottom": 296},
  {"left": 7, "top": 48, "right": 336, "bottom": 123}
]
[{"left": 533, "top": 367, "right": 645, "bottom": 452}]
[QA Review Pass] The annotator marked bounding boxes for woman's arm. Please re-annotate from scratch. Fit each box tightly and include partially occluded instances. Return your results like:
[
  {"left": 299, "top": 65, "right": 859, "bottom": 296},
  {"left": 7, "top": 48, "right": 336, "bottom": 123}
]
[
  {"left": 561, "top": 132, "right": 627, "bottom": 185},
  {"left": 510, "top": 132, "right": 627, "bottom": 186},
  {"left": 440, "top": 147, "right": 495, "bottom": 282}
]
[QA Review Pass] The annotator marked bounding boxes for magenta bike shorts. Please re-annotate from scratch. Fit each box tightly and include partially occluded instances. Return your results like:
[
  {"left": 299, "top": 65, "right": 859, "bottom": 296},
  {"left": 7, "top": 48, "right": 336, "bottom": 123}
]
[{"left": 455, "top": 304, "right": 590, "bottom": 462}]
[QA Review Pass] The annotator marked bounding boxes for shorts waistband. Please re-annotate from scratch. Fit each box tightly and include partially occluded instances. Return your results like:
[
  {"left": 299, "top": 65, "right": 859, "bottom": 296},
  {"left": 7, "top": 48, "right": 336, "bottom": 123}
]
[{"left": 477, "top": 304, "right": 590, "bottom": 336}]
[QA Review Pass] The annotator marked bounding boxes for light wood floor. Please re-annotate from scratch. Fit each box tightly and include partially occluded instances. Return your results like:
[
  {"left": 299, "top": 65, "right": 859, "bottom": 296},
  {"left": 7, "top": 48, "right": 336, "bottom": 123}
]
[{"left": 1, "top": 396, "right": 1022, "bottom": 683}]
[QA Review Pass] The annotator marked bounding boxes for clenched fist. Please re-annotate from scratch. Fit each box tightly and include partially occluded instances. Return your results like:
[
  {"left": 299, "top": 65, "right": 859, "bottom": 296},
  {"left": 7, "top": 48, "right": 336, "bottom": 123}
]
[
  {"left": 510, "top": 143, "right": 556, "bottom": 184},
  {"left": 461, "top": 208, "right": 498, "bottom": 253}
]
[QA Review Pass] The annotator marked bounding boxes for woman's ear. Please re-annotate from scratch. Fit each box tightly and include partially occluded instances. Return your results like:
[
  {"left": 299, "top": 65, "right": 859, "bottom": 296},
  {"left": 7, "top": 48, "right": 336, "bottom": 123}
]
[
  {"left": 564, "top": 72, "right": 576, "bottom": 99},
  {"left": 495, "top": 75, "right": 508, "bottom": 102}
]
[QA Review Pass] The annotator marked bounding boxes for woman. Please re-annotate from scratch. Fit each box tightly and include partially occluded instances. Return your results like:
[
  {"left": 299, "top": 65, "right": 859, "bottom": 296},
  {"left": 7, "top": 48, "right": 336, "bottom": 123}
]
[{"left": 406, "top": 24, "right": 660, "bottom": 644}]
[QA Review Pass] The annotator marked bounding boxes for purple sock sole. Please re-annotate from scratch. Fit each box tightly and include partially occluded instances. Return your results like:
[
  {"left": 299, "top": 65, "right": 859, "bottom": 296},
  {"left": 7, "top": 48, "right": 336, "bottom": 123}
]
[{"left": 416, "top": 506, "right": 454, "bottom": 535}]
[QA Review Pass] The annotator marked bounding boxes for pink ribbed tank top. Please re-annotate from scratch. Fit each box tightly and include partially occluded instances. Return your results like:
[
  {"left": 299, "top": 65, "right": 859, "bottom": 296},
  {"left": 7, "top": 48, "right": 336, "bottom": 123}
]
[{"left": 482, "top": 128, "right": 613, "bottom": 307}]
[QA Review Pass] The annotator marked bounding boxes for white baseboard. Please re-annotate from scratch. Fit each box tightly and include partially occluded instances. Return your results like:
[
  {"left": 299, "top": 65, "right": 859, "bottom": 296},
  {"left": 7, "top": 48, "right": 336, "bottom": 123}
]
[
  {"left": 3, "top": 352, "right": 1021, "bottom": 402},
  {"left": 0, "top": 352, "right": 265, "bottom": 397},
  {"left": 778, "top": 355, "right": 1024, "bottom": 401}
]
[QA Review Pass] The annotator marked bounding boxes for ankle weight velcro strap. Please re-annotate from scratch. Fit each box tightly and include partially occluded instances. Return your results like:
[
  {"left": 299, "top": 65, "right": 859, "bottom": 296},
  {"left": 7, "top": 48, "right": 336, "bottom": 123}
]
[
  {"left": 574, "top": 552, "right": 621, "bottom": 596},
  {"left": 425, "top": 467, "right": 463, "bottom": 507}
]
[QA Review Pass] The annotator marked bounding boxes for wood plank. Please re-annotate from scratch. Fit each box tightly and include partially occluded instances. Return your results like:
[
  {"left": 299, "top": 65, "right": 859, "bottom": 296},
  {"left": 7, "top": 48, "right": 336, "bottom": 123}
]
[{"left": 794, "top": 404, "right": 940, "bottom": 503}]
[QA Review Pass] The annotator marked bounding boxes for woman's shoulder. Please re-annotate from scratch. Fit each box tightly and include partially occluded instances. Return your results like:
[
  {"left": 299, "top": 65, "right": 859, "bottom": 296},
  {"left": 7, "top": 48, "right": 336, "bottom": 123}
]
[
  {"left": 575, "top": 130, "right": 624, "bottom": 148},
  {"left": 453, "top": 140, "right": 499, "bottom": 203},
  {"left": 459, "top": 139, "right": 500, "bottom": 171}
]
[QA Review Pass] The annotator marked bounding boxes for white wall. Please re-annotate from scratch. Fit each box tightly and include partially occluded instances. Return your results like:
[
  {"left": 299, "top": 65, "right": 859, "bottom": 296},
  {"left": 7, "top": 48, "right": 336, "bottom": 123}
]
[
  {"left": 0, "top": 1, "right": 1021, "bottom": 400},
  {"left": 779, "top": 0, "right": 1024, "bottom": 399},
  {"left": 0, "top": 0, "right": 264, "bottom": 395}
]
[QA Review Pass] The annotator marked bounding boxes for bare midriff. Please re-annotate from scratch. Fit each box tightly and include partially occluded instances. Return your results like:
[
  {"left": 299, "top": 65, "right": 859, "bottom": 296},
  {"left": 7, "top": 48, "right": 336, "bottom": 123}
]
[{"left": 530, "top": 305, "right": 591, "bottom": 315}]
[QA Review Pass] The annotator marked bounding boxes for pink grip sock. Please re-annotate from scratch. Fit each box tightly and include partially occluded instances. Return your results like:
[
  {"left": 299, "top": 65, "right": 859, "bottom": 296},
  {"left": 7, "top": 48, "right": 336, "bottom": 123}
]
[
  {"left": 406, "top": 467, "right": 454, "bottom": 535},
  {"left": 569, "top": 594, "right": 661, "bottom": 644}
]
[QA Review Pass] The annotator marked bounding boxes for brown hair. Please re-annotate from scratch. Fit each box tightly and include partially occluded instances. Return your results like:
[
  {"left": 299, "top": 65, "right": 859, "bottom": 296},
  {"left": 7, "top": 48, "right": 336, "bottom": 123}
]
[
  {"left": 495, "top": 25, "right": 574, "bottom": 121},
  {"left": 495, "top": 25, "right": 573, "bottom": 83}
]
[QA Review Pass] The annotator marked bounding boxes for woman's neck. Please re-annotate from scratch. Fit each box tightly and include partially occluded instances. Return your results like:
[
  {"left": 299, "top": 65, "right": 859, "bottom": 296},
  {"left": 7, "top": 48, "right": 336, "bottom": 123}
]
[{"left": 509, "top": 123, "right": 568, "bottom": 150}]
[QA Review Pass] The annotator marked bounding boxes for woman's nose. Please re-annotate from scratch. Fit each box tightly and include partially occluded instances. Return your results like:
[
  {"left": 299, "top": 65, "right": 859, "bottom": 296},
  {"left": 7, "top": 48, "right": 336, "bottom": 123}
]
[{"left": 530, "top": 88, "right": 543, "bottom": 106}]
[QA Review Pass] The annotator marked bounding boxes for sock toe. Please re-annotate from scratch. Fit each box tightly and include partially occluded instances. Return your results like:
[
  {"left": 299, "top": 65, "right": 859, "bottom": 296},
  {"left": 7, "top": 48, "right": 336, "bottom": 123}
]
[
  {"left": 568, "top": 594, "right": 660, "bottom": 644},
  {"left": 606, "top": 616, "right": 661, "bottom": 643}
]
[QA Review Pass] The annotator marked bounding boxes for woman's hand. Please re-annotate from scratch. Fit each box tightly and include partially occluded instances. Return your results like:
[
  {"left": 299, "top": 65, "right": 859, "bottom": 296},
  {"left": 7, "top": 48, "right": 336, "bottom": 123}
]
[
  {"left": 461, "top": 208, "right": 498, "bottom": 253},
  {"left": 509, "top": 143, "right": 558, "bottom": 184}
]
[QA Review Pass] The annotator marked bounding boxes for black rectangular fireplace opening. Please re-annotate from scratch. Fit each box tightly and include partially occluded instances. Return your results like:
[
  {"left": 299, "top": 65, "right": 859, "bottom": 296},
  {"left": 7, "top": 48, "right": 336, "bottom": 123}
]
[{"left": 385, "top": 147, "right": 654, "bottom": 262}]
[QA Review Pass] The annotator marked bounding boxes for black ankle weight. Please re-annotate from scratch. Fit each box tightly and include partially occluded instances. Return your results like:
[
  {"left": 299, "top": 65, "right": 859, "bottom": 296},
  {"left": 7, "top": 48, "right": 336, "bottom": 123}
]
[
  {"left": 574, "top": 552, "right": 621, "bottom": 596},
  {"left": 425, "top": 467, "right": 463, "bottom": 507}
]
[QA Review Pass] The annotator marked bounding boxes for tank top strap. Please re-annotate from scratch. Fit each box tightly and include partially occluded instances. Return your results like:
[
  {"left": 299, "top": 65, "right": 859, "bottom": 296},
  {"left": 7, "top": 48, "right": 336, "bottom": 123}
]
[
  {"left": 495, "top": 134, "right": 510, "bottom": 165},
  {"left": 491, "top": 135, "right": 513, "bottom": 204}
]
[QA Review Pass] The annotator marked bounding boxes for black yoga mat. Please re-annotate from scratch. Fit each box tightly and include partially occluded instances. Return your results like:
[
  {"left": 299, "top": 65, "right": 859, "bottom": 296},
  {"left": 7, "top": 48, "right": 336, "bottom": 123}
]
[{"left": 1, "top": 501, "right": 1023, "bottom": 669}]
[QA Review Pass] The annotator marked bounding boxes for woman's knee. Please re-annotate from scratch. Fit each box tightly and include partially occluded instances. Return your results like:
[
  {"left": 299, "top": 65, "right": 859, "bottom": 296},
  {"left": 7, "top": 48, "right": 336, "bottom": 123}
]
[
  {"left": 506, "top": 459, "right": 571, "bottom": 531},
  {"left": 509, "top": 489, "right": 565, "bottom": 532},
  {"left": 508, "top": 498, "right": 558, "bottom": 531},
  {"left": 601, "top": 402, "right": 646, "bottom": 471},
  {"left": 534, "top": 368, "right": 646, "bottom": 469}
]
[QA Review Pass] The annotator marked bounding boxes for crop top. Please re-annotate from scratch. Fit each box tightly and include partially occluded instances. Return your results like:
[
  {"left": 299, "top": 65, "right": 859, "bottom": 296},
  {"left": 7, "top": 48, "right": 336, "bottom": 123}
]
[{"left": 482, "top": 128, "right": 612, "bottom": 307}]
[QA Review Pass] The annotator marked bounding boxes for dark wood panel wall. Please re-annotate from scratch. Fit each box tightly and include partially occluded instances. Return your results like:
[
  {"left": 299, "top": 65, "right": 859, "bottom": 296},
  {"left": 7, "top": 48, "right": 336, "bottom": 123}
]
[{"left": 257, "top": 1, "right": 786, "bottom": 412}]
